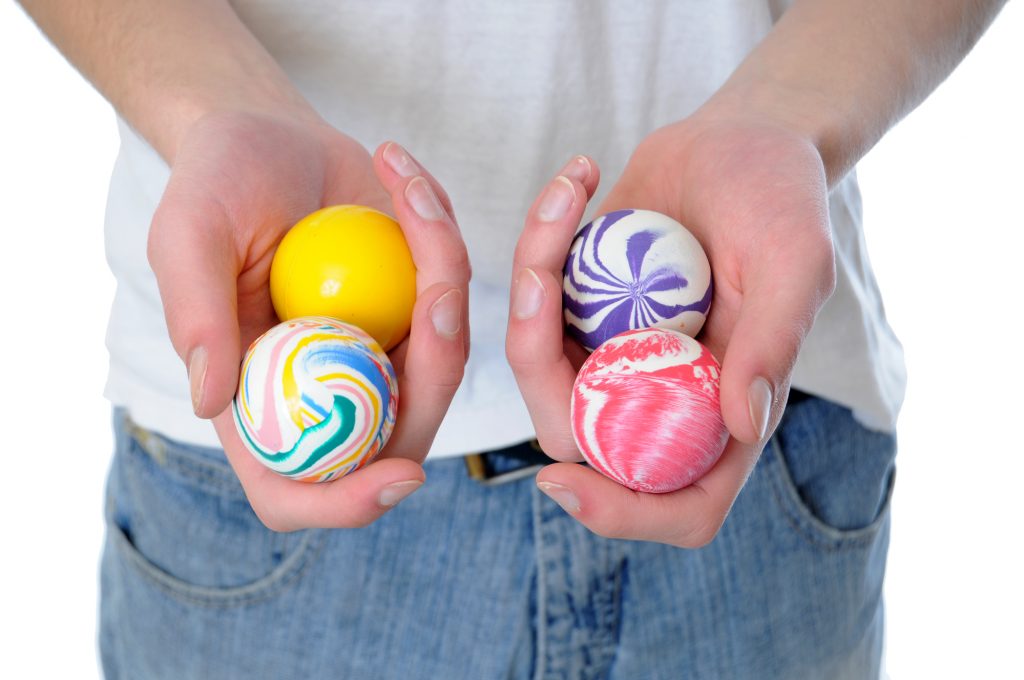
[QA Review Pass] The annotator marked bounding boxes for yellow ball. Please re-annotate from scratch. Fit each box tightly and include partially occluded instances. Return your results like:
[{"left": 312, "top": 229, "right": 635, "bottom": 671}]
[{"left": 270, "top": 205, "right": 416, "bottom": 351}]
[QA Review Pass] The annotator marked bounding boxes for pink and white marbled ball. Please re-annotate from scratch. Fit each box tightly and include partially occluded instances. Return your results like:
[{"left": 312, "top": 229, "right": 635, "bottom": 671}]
[{"left": 570, "top": 328, "right": 728, "bottom": 493}]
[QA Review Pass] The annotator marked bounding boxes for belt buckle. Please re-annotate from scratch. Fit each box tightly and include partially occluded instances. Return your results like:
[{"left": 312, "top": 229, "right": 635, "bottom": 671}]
[{"left": 464, "top": 440, "right": 547, "bottom": 487}]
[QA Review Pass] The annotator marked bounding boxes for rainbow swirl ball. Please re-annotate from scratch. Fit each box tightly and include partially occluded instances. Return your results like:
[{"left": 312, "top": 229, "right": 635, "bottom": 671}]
[
  {"left": 563, "top": 209, "right": 713, "bottom": 352},
  {"left": 232, "top": 317, "right": 398, "bottom": 483},
  {"left": 570, "top": 327, "right": 728, "bottom": 493}
]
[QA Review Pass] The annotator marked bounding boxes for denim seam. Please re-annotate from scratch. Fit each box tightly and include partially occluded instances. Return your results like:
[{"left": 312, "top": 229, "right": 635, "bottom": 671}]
[
  {"left": 135, "top": 447, "right": 240, "bottom": 499},
  {"left": 114, "top": 415, "right": 326, "bottom": 607},
  {"left": 110, "top": 523, "right": 326, "bottom": 608},
  {"left": 605, "top": 549, "right": 624, "bottom": 670},
  {"left": 531, "top": 483, "right": 549, "bottom": 680},
  {"left": 127, "top": 423, "right": 241, "bottom": 498},
  {"left": 764, "top": 437, "right": 895, "bottom": 552}
]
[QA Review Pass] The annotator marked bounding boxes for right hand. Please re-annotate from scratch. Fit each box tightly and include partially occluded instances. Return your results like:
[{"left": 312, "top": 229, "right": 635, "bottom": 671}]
[{"left": 147, "top": 110, "right": 470, "bottom": 531}]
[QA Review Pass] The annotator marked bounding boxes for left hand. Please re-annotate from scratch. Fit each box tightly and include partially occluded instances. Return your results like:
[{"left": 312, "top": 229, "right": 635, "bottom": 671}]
[{"left": 505, "top": 109, "right": 836, "bottom": 547}]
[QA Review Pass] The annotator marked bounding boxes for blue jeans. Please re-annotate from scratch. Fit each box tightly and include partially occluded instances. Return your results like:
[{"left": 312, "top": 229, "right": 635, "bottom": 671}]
[{"left": 100, "top": 393, "right": 896, "bottom": 679}]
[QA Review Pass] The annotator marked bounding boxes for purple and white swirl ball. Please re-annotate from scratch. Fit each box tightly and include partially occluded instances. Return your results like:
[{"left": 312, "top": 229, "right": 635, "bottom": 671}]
[{"left": 563, "top": 209, "right": 713, "bottom": 352}]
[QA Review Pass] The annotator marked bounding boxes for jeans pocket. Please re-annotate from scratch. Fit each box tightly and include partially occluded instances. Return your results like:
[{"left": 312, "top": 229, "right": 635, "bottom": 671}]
[
  {"left": 105, "top": 413, "right": 324, "bottom": 607},
  {"left": 763, "top": 394, "right": 897, "bottom": 550}
]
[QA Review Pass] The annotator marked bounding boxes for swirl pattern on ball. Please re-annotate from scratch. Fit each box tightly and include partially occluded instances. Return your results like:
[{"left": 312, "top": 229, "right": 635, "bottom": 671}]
[
  {"left": 563, "top": 209, "right": 713, "bottom": 351},
  {"left": 571, "top": 328, "right": 728, "bottom": 493},
  {"left": 232, "top": 317, "right": 398, "bottom": 483}
]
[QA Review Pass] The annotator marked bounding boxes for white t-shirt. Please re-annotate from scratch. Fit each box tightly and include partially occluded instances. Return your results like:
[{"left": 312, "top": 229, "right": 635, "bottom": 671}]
[{"left": 103, "top": 0, "right": 906, "bottom": 456}]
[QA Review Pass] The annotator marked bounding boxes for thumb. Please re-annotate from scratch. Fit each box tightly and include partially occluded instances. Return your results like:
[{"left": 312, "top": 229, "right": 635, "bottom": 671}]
[
  {"left": 718, "top": 251, "right": 835, "bottom": 445},
  {"left": 148, "top": 194, "right": 242, "bottom": 419}
]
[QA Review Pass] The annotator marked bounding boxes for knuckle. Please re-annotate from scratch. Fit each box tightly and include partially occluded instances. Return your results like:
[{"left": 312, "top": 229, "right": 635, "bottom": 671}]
[
  {"left": 432, "top": 245, "right": 471, "bottom": 282},
  {"left": 671, "top": 510, "right": 726, "bottom": 548},
  {"left": 580, "top": 497, "right": 638, "bottom": 540},
  {"left": 145, "top": 217, "right": 168, "bottom": 271},
  {"left": 345, "top": 513, "right": 376, "bottom": 530},
  {"left": 678, "top": 524, "right": 719, "bottom": 549},
  {"left": 504, "top": 338, "right": 522, "bottom": 367},
  {"left": 800, "top": 225, "right": 837, "bottom": 300},
  {"left": 451, "top": 250, "right": 472, "bottom": 279},
  {"left": 250, "top": 504, "right": 293, "bottom": 533},
  {"left": 406, "top": 352, "right": 465, "bottom": 390},
  {"left": 511, "top": 239, "right": 532, "bottom": 264},
  {"left": 819, "top": 248, "right": 838, "bottom": 300},
  {"left": 775, "top": 322, "right": 808, "bottom": 359},
  {"left": 512, "top": 239, "right": 555, "bottom": 270},
  {"left": 593, "top": 512, "right": 634, "bottom": 541},
  {"left": 505, "top": 339, "right": 543, "bottom": 371},
  {"left": 504, "top": 334, "right": 526, "bottom": 365},
  {"left": 431, "top": 361, "right": 466, "bottom": 390}
]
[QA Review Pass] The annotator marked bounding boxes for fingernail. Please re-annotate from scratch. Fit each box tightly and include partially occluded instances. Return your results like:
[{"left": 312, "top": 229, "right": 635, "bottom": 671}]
[
  {"left": 512, "top": 268, "right": 545, "bottom": 320},
  {"left": 383, "top": 142, "right": 419, "bottom": 178},
  {"left": 538, "top": 482, "right": 580, "bottom": 513},
  {"left": 188, "top": 346, "right": 208, "bottom": 414},
  {"left": 537, "top": 176, "right": 575, "bottom": 222},
  {"left": 379, "top": 480, "right": 423, "bottom": 507},
  {"left": 406, "top": 176, "right": 446, "bottom": 221},
  {"left": 748, "top": 377, "right": 773, "bottom": 440},
  {"left": 559, "top": 156, "right": 591, "bottom": 183},
  {"left": 430, "top": 288, "right": 462, "bottom": 339}
]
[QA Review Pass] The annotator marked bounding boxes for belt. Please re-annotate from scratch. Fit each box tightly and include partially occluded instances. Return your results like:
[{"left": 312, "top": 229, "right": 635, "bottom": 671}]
[
  {"left": 463, "top": 439, "right": 552, "bottom": 486},
  {"left": 462, "top": 389, "right": 814, "bottom": 486}
]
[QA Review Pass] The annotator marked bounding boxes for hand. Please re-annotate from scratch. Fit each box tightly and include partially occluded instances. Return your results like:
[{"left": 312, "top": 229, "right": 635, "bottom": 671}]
[
  {"left": 506, "top": 111, "right": 835, "bottom": 546},
  {"left": 148, "top": 110, "right": 470, "bottom": 531}
]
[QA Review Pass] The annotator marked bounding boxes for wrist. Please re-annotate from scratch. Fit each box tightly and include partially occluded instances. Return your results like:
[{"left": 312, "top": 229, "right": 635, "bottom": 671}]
[
  {"left": 91, "top": 0, "right": 322, "bottom": 163},
  {"left": 697, "top": 79, "right": 849, "bottom": 187},
  {"left": 135, "top": 68, "right": 323, "bottom": 164}
]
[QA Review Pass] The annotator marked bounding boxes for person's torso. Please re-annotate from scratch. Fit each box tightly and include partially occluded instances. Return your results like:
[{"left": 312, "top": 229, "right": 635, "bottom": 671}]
[{"left": 104, "top": 0, "right": 904, "bottom": 453}]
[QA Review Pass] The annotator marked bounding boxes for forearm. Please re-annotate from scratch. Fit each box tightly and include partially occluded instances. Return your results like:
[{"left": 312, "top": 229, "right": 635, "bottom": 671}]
[
  {"left": 705, "top": 0, "right": 1006, "bottom": 187},
  {"left": 19, "top": 0, "right": 317, "bottom": 162}
]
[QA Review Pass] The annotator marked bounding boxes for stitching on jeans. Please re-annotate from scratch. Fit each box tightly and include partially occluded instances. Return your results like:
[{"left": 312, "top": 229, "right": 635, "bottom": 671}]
[
  {"left": 764, "top": 437, "right": 895, "bottom": 552},
  {"left": 111, "top": 522, "right": 326, "bottom": 608},
  {"left": 531, "top": 482, "right": 548, "bottom": 680},
  {"left": 114, "top": 416, "right": 326, "bottom": 607},
  {"left": 766, "top": 437, "right": 893, "bottom": 550},
  {"left": 605, "top": 548, "right": 625, "bottom": 674},
  {"left": 127, "top": 423, "right": 241, "bottom": 497}
]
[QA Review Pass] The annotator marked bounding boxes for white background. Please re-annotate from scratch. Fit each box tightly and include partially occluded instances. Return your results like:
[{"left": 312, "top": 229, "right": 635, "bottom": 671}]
[{"left": 1, "top": 3, "right": 1021, "bottom": 678}]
